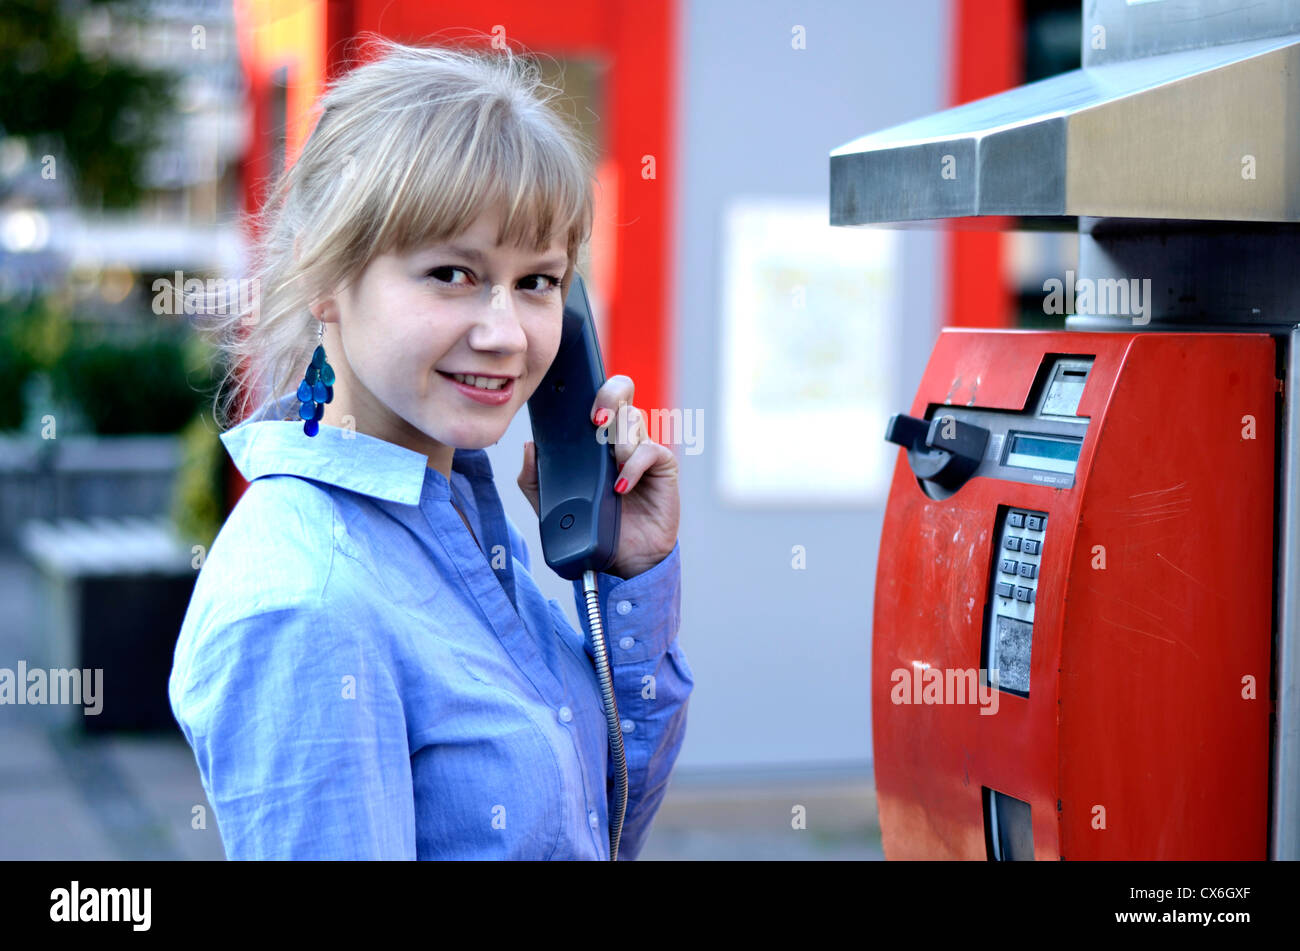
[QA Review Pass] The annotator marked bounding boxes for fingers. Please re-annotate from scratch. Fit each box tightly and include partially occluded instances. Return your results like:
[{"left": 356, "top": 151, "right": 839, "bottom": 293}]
[
  {"left": 597, "top": 400, "right": 648, "bottom": 469},
  {"left": 516, "top": 440, "right": 540, "bottom": 516},
  {"left": 589, "top": 382, "right": 664, "bottom": 493},
  {"left": 589, "top": 375, "right": 677, "bottom": 494},
  {"left": 591, "top": 374, "right": 634, "bottom": 429},
  {"left": 591, "top": 374, "right": 641, "bottom": 474},
  {"left": 613, "top": 436, "right": 674, "bottom": 495}
]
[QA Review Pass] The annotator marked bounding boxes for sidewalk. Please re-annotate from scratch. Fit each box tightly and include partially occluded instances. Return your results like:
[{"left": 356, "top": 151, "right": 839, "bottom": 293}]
[{"left": 0, "top": 551, "right": 882, "bottom": 860}]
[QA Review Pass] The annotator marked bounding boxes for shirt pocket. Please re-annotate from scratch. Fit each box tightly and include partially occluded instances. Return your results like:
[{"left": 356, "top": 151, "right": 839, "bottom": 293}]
[{"left": 410, "top": 647, "right": 567, "bottom": 860}]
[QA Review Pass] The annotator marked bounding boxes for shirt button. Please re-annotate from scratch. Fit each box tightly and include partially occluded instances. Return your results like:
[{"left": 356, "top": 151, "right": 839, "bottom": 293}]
[
  {"left": 588, "top": 810, "right": 599, "bottom": 828},
  {"left": 619, "top": 636, "right": 635, "bottom": 650},
  {"left": 558, "top": 705, "right": 573, "bottom": 723},
  {"left": 616, "top": 599, "right": 632, "bottom": 615},
  {"left": 620, "top": 718, "right": 634, "bottom": 733}
]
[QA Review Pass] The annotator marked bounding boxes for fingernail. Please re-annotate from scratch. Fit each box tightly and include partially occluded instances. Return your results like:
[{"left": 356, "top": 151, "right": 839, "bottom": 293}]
[
  {"left": 614, "top": 477, "right": 628, "bottom": 494},
  {"left": 594, "top": 408, "right": 610, "bottom": 426}
]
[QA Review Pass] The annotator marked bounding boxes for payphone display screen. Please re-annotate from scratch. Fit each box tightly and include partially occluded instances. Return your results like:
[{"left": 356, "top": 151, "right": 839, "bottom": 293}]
[
  {"left": 916, "top": 356, "right": 1093, "bottom": 493},
  {"left": 1004, "top": 433, "right": 1083, "bottom": 474}
]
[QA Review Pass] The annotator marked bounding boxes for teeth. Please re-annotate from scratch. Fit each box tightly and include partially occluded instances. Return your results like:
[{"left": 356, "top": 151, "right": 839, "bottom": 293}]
[{"left": 451, "top": 373, "right": 507, "bottom": 390}]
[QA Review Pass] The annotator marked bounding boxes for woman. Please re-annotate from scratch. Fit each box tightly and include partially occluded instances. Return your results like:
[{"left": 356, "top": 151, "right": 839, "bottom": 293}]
[{"left": 169, "top": 37, "right": 693, "bottom": 860}]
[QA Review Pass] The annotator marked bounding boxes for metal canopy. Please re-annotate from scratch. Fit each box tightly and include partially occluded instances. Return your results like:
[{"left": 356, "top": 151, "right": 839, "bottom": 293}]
[{"left": 829, "top": 33, "right": 1300, "bottom": 225}]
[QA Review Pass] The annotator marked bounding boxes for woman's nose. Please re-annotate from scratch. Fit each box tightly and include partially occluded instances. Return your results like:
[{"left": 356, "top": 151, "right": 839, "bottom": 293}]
[{"left": 469, "top": 289, "right": 528, "bottom": 350}]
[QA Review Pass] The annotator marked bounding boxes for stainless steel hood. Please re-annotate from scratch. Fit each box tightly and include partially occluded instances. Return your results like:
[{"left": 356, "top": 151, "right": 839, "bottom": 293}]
[{"left": 830, "top": 32, "right": 1300, "bottom": 224}]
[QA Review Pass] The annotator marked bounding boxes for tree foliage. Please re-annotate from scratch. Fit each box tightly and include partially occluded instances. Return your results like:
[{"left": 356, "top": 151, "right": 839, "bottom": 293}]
[{"left": 0, "top": 0, "right": 176, "bottom": 207}]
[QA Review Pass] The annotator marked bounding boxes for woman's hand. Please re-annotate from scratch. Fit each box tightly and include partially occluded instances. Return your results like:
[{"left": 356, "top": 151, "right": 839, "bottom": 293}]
[{"left": 517, "top": 374, "right": 680, "bottom": 579}]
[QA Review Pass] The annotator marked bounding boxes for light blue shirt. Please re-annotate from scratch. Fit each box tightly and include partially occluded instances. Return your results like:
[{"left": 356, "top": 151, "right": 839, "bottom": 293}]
[{"left": 168, "top": 395, "right": 692, "bottom": 860}]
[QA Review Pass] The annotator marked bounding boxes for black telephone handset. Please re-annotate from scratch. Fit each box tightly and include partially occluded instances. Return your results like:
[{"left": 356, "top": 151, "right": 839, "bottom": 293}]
[
  {"left": 526, "top": 271, "right": 629, "bottom": 861},
  {"left": 526, "top": 272, "right": 622, "bottom": 582}
]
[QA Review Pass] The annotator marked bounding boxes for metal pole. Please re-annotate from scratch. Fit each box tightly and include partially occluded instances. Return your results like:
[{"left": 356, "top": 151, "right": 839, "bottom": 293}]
[{"left": 1273, "top": 327, "right": 1300, "bottom": 859}]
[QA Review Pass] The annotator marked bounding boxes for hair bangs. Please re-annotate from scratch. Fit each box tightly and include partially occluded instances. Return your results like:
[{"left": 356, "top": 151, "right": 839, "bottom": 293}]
[{"left": 377, "top": 91, "right": 592, "bottom": 264}]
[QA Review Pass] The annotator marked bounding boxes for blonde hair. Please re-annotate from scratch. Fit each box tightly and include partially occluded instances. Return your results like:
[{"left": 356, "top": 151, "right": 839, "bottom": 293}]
[{"left": 205, "top": 34, "right": 597, "bottom": 430}]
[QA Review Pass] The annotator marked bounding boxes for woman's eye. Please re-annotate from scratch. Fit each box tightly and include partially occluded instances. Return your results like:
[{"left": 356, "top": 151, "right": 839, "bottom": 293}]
[
  {"left": 426, "top": 268, "right": 562, "bottom": 294},
  {"left": 426, "top": 266, "right": 471, "bottom": 285},
  {"left": 523, "top": 274, "right": 564, "bottom": 293}
]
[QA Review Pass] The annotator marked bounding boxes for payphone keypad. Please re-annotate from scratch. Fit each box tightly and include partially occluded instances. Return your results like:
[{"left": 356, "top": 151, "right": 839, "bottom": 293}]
[{"left": 986, "top": 508, "right": 1047, "bottom": 696}]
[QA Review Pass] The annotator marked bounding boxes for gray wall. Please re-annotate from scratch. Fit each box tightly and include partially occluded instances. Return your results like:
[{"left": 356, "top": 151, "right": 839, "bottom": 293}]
[{"left": 488, "top": 0, "right": 950, "bottom": 775}]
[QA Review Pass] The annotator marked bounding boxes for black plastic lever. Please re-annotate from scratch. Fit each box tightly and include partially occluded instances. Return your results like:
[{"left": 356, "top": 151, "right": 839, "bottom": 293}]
[{"left": 885, "top": 412, "right": 990, "bottom": 491}]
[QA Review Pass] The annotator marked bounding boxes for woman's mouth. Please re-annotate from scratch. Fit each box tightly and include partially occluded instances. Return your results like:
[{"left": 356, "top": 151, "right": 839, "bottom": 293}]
[{"left": 437, "top": 371, "right": 515, "bottom": 405}]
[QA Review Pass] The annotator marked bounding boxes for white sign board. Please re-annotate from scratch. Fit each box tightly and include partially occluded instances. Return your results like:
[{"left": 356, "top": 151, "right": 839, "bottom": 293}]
[{"left": 719, "top": 196, "right": 898, "bottom": 506}]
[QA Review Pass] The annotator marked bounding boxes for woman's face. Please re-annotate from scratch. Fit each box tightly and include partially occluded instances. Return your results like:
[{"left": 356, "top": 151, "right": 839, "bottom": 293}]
[{"left": 317, "top": 204, "right": 570, "bottom": 477}]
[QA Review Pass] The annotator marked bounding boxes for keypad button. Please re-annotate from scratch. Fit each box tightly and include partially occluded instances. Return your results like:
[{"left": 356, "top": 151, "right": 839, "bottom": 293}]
[
  {"left": 996, "top": 582, "right": 1014, "bottom": 599},
  {"left": 1015, "top": 586, "right": 1035, "bottom": 603},
  {"left": 1008, "top": 512, "right": 1025, "bottom": 528},
  {"left": 1018, "top": 562, "right": 1037, "bottom": 580},
  {"left": 1004, "top": 536, "right": 1021, "bottom": 551},
  {"left": 1022, "top": 539, "right": 1040, "bottom": 556},
  {"left": 1000, "top": 559, "right": 1018, "bottom": 575},
  {"left": 1026, "top": 515, "right": 1044, "bottom": 531}
]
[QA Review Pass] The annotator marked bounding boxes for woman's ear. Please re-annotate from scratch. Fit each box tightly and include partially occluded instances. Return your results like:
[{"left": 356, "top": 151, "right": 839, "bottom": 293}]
[{"left": 310, "top": 296, "right": 341, "bottom": 324}]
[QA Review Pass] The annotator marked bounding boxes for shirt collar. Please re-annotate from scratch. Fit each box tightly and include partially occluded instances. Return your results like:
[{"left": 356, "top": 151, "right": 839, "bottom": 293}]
[{"left": 219, "top": 393, "right": 494, "bottom": 506}]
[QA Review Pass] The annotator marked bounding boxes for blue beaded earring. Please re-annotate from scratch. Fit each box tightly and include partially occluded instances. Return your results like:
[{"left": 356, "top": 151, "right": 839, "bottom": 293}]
[{"left": 297, "top": 320, "right": 335, "bottom": 437}]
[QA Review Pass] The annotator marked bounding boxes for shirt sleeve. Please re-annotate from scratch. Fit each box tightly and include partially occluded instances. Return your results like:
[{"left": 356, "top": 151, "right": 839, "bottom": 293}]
[
  {"left": 169, "top": 600, "right": 416, "bottom": 859},
  {"left": 570, "top": 540, "right": 693, "bottom": 861}
]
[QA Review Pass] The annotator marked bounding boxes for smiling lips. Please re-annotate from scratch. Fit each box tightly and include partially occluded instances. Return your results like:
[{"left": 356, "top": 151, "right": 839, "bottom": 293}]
[
  {"left": 437, "top": 370, "right": 516, "bottom": 405},
  {"left": 443, "top": 372, "right": 512, "bottom": 390}
]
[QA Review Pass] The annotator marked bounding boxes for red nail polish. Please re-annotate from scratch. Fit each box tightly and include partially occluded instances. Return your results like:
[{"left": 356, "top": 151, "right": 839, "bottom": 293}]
[
  {"left": 617, "top": 461, "right": 624, "bottom": 472},
  {"left": 614, "top": 477, "right": 628, "bottom": 494},
  {"left": 594, "top": 408, "right": 610, "bottom": 426}
]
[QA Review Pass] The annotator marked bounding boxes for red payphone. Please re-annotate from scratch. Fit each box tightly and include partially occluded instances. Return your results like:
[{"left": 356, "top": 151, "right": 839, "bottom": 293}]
[{"left": 873, "top": 329, "right": 1275, "bottom": 860}]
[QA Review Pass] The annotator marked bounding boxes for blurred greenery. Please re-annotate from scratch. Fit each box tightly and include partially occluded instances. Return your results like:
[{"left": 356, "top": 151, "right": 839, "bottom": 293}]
[
  {"left": 170, "top": 409, "right": 224, "bottom": 551},
  {"left": 0, "top": 297, "right": 56, "bottom": 429},
  {"left": 0, "top": 0, "right": 175, "bottom": 207},
  {"left": 1, "top": 295, "right": 227, "bottom": 547},
  {"left": 0, "top": 0, "right": 223, "bottom": 537},
  {"left": 46, "top": 321, "right": 216, "bottom": 434}
]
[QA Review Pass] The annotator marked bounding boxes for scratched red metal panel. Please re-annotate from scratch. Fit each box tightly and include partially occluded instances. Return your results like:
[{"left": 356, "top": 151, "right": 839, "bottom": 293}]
[
  {"left": 908, "top": 327, "right": 1131, "bottom": 415},
  {"left": 873, "top": 329, "right": 1275, "bottom": 859},
  {"left": 876, "top": 329, "right": 1130, "bottom": 859},
  {"left": 1058, "top": 333, "right": 1274, "bottom": 859}
]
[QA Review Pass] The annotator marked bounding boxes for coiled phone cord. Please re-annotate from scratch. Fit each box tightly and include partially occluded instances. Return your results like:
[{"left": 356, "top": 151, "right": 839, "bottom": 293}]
[{"left": 582, "top": 569, "right": 628, "bottom": 861}]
